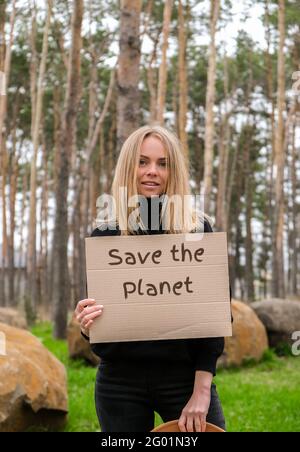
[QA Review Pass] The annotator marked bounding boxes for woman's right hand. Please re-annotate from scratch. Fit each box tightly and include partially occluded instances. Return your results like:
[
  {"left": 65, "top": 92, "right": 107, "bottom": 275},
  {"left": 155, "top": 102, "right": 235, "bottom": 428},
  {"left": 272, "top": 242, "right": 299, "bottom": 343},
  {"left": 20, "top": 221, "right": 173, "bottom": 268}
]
[{"left": 75, "top": 298, "right": 104, "bottom": 337}]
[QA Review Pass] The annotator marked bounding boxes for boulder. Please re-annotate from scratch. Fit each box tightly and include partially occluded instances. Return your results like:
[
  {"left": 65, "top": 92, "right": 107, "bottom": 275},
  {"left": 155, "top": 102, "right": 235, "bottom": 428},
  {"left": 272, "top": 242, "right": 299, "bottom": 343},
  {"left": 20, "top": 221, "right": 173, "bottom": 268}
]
[
  {"left": 218, "top": 300, "right": 268, "bottom": 368},
  {"left": 251, "top": 298, "right": 300, "bottom": 348},
  {"left": 0, "top": 307, "right": 27, "bottom": 329},
  {"left": 67, "top": 314, "right": 100, "bottom": 366},
  {"left": 0, "top": 322, "right": 68, "bottom": 432}
]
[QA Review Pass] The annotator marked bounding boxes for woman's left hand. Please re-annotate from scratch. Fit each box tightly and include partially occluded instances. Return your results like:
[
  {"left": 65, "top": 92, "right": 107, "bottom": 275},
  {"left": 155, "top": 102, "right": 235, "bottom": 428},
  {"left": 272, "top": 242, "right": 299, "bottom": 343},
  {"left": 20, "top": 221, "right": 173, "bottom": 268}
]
[{"left": 178, "top": 387, "right": 211, "bottom": 432}]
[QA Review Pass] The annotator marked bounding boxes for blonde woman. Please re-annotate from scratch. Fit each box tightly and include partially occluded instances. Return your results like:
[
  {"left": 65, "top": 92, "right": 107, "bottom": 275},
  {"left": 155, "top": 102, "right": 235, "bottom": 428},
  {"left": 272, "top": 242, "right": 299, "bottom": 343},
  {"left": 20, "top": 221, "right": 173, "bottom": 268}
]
[{"left": 75, "top": 125, "right": 228, "bottom": 433}]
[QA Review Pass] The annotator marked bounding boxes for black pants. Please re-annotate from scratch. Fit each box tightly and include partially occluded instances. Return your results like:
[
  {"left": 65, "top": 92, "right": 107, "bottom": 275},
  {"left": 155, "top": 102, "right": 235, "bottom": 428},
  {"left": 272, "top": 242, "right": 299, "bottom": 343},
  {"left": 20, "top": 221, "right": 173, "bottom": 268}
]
[{"left": 95, "top": 361, "right": 226, "bottom": 432}]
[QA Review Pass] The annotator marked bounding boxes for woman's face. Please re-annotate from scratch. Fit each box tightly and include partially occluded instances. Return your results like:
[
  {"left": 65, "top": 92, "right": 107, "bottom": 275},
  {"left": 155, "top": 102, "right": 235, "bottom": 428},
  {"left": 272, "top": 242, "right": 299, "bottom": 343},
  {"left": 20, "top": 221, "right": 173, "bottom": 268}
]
[{"left": 136, "top": 135, "right": 169, "bottom": 197}]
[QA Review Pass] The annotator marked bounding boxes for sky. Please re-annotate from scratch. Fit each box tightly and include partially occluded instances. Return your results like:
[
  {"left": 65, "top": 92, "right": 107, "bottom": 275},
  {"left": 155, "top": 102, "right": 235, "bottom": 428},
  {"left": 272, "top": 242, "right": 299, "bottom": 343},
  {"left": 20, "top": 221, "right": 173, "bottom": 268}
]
[
  {"left": 191, "top": 0, "right": 267, "bottom": 54},
  {"left": 102, "top": 0, "right": 268, "bottom": 67},
  {"left": 8, "top": 0, "right": 272, "bottom": 72}
]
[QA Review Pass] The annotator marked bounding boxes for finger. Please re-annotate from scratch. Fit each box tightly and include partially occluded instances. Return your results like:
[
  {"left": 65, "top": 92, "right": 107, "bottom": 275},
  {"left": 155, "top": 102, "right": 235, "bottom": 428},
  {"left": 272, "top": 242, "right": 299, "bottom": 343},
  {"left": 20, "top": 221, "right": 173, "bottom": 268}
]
[
  {"left": 194, "top": 417, "right": 201, "bottom": 432},
  {"left": 76, "top": 299, "right": 96, "bottom": 314},
  {"left": 186, "top": 416, "right": 194, "bottom": 433},
  {"left": 75, "top": 299, "right": 95, "bottom": 316},
  {"left": 81, "top": 309, "right": 103, "bottom": 324},
  {"left": 178, "top": 416, "right": 187, "bottom": 432},
  {"left": 77, "top": 305, "right": 103, "bottom": 322},
  {"left": 82, "top": 316, "right": 92, "bottom": 329},
  {"left": 77, "top": 304, "right": 102, "bottom": 322},
  {"left": 200, "top": 417, "right": 207, "bottom": 432},
  {"left": 85, "top": 319, "right": 93, "bottom": 330},
  {"left": 80, "top": 310, "right": 103, "bottom": 330}
]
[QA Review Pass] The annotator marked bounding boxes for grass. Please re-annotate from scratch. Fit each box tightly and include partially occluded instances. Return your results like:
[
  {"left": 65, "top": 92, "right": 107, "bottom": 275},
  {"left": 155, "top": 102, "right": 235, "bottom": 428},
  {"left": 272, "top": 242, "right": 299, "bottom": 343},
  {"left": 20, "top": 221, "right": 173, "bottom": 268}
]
[
  {"left": 214, "top": 350, "right": 300, "bottom": 432},
  {"left": 30, "top": 322, "right": 300, "bottom": 432}
]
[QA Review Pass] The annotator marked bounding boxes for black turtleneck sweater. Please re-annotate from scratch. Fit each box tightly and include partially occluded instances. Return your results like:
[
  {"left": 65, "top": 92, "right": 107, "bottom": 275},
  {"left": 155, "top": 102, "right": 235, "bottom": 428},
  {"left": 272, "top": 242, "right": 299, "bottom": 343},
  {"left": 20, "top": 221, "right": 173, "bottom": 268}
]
[{"left": 83, "top": 196, "right": 231, "bottom": 376}]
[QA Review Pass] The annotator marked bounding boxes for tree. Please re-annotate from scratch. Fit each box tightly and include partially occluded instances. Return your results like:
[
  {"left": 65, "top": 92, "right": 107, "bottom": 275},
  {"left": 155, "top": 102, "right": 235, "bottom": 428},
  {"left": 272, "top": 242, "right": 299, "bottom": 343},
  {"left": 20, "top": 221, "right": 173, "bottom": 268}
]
[
  {"left": 203, "top": 0, "right": 220, "bottom": 216},
  {"left": 178, "top": 0, "right": 189, "bottom": 161},
  {"left": 26, "top": 0, "right": 52, "bottom": 317},
  {"left": 156, "top": 0, "right": 173, "bottom": 125},
  {"left": 272, "top": 0, "right": 286, "bottom": 298},
  {"left": 117, "top": 0, "right": 142, "bottom": 151},
  {"left": 0, "top": 0, "right": 16, "bottom": 306},
  {"left": 52, "top": 0, "right": 83, "bottom": 339}
]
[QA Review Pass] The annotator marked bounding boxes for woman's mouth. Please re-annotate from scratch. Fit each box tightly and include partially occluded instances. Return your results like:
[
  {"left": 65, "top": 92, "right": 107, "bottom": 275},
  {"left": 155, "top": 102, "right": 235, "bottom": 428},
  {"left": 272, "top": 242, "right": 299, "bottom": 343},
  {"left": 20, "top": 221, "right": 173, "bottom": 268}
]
[{"left": 142, "top": 182, "right": 160, "bottom": 187}]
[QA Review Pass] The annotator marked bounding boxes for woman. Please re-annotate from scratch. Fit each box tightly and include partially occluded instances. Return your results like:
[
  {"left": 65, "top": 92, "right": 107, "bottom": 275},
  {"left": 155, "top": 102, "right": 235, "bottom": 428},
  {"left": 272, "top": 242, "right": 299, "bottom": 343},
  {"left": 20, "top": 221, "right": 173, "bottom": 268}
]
[{"left": 75, "top": 125, "right": 228, "bottom": 433}]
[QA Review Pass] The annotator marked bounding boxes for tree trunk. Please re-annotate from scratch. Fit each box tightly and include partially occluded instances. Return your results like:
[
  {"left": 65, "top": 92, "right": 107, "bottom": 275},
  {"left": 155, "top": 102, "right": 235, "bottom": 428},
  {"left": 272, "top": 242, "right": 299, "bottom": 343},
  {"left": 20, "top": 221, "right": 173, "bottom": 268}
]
[
  {"left": 0, "top": 0, "right": 16, "bottom": 306},
  {"left": 178, "top": 0, "right": 189, "bottom": 161},
  {"left": 226, "top": 133, "right": 239, "bottom": 231},
  {"left": 29, "top": 1, "right": 37, "bottom": 139},
  {"left": 172, "top": 69, "right": 179, "bottom": 135},
  {"left": 146, "top": 30, "right": 159, "bottom": 123},
  {"left": 0, "top": 1, "right": 5, "bottom": 71},
  {"left": 290, "top": 117, "right": 298, "bottom": 295},
  {"left": 27, "top": 0, "right": 52, "bottom": 319},
  {"left": 265, "top": 0, "right": 276, "bottom": 159},
  {"left": 7, "top": 97, "right": 20, "bottom": 306},
  {"left": 107, "top": 107, "right": 117, "bottom": 193},
  {"left": 71, "top": 166, "right": 85, "bottom": 308},
  {"left": 90, "top": 138, "right": 102, "bottom": 223},
  {"left": 98, "top": 129, "right": 105, "bottom": 199},
  {"left": 16, "top": 171, "right": 27, "bottom": 303},
  {"left": 215, "top": 116, "right": 227, "bottom": 231},
  {"left": 48, "top": 83, "right": 61, "bottom": 307},
  {"left": 264, "top": 0, "right": 276, "bottom": 297},
  {"left": 272, "top": 0, "right": 286, "bottom": 298},
  {"left": 53, "top": 0, "right": 83, "bottom": 339},
  {"left": 191, "top": 107, "right": 203, "bottom": 195},
  {"left": 117, "top": 0, "right": 142, "bottom": 151},
  {"left": 203, "top": 0, "right": 220, "bottom": 216},
  {"left": 244, "top": 126, "right": 255, "bottom": 301},
  {"left": 228, "top": 143, "right": 244, "bottom": 299},
  {"left": 216, "top": 53, "right": 230, "bottom": 232},
  {"left": 38, "top": 129, "right": 49, "bottom": 318},
  {"left": 156, "top": 0, "right": 173, "bottom": 125}
]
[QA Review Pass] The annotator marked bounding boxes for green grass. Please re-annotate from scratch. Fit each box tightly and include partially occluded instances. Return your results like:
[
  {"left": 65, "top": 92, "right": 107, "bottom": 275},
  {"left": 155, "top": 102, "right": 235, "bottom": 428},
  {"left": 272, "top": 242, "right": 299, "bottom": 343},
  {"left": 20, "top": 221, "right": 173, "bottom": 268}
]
[
  {"left": 30, "top": 323, "right": 300, "bottom": 432},
  {"left": 214, "top": 350, "right": 300, "bottom": 432}
]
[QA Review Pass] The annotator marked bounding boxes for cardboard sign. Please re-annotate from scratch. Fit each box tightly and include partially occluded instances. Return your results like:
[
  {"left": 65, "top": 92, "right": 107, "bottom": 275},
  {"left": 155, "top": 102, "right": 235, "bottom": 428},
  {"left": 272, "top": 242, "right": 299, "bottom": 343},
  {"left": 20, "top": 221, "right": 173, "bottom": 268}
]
[{"left": 85, "top": 232, "right": 232, "bottom": 343}]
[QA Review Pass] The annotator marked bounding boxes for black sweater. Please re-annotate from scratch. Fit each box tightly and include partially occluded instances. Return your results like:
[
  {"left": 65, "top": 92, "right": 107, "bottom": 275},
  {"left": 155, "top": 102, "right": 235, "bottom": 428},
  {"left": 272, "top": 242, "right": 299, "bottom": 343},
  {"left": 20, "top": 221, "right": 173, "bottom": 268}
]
[{"left": 83, "top": 199, "right": 231, "bottom": 376}]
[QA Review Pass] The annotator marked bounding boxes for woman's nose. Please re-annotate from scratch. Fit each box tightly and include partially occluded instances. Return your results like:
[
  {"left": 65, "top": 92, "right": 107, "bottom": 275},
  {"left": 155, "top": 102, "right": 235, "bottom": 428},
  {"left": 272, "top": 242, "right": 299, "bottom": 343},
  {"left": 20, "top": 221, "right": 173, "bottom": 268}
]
[{"left": 146, "top": 164, "right": 158, "bottom": 175}]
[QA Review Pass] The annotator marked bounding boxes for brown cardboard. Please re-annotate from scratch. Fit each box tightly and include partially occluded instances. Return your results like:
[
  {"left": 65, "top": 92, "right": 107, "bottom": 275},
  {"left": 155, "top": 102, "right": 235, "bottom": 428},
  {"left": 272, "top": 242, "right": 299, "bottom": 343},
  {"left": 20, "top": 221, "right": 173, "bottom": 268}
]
[{"left": 85, "top": 232, "right": 232, "bottom": 343}]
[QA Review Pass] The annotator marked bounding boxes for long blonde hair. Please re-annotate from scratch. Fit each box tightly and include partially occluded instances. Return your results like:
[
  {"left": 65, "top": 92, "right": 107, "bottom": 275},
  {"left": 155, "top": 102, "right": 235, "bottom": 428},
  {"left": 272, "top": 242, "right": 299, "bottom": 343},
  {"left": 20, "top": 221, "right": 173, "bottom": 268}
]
[{"left": 97, "top": 125, "right": 211, "bottom": 235}]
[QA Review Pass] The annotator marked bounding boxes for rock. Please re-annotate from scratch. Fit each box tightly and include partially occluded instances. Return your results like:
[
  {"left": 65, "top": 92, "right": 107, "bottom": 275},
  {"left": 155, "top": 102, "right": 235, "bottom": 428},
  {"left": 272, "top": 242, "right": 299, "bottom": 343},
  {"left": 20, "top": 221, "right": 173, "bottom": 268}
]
[
  {"left": 0, "top": 307, "right": 27, "bottom": 329},
  {"left": 251, "top": 298, "right": 300, "bottom": 348},
  {"left": 67, "top": 314, "right": 100, "bottom": 366},
  {"left": 218, "top": 300, "right": 269, "bottom": 368},
  {"left": 0, "top": 322, "right": 68, "bottom": 432}
]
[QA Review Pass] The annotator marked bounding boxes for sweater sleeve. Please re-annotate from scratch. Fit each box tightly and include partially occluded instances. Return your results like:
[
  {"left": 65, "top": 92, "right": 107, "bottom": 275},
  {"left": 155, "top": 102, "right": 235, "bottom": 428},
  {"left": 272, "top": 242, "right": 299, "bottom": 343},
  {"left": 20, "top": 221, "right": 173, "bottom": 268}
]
[
  {"left": 188, "top": 219, "right": 232, "bottom": 376},
  {"left": 81, "top": 226, "right": 120, "bottom": 343},
  {"left": 81, "top": 330, "right": 90, "bottom": 341},
  {"left": 191, "top": 337, "right": 225, "bottom": 375}
]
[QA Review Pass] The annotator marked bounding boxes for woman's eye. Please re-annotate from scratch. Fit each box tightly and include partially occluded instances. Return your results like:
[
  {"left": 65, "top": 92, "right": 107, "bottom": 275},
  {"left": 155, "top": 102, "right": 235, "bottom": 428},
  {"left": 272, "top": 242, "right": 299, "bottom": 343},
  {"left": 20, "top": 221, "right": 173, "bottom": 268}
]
[{"left": 139, "top": 160, "right": 167, "bottom": 167}]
